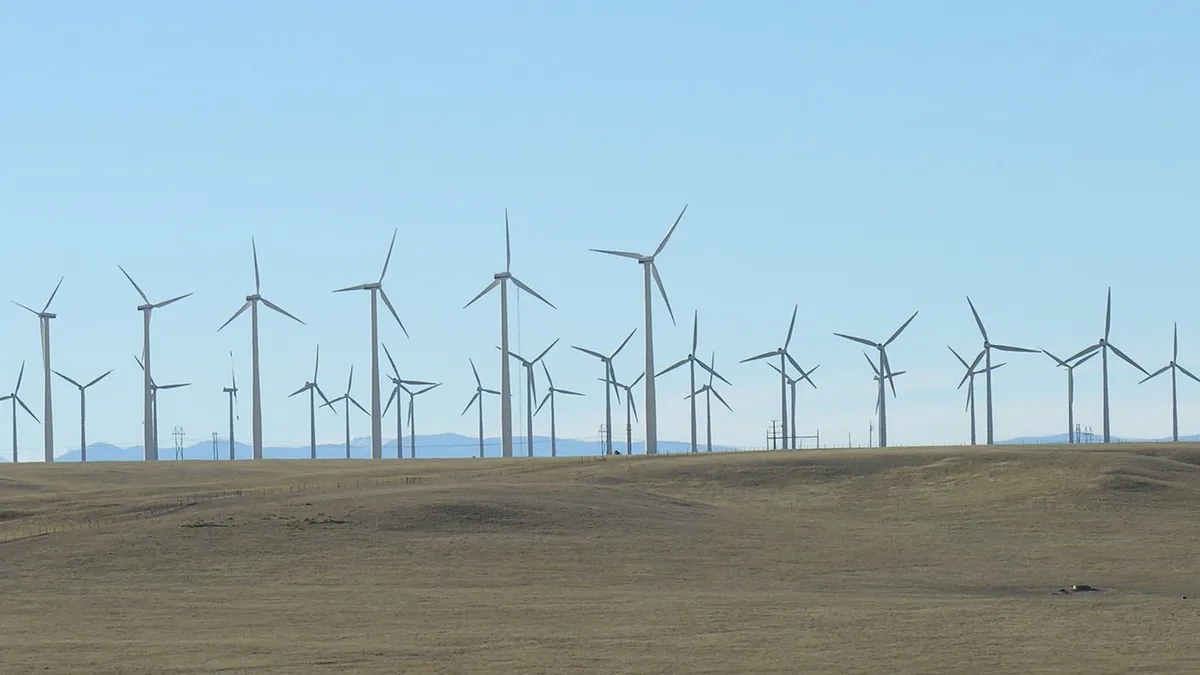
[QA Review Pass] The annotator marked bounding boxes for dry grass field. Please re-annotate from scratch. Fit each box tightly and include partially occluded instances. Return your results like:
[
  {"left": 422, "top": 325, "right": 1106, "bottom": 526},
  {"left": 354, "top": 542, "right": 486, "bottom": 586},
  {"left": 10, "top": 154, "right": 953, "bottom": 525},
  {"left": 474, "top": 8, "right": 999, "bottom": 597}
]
[{"left": 3, "top": 444, "right": 1200, "bottom": 674}]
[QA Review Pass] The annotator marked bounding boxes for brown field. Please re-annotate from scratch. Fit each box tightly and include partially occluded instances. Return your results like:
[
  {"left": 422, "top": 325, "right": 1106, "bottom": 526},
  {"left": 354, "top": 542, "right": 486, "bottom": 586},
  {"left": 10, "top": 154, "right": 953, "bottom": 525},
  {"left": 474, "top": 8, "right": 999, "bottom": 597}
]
[{"left": 3, "top": 444, "right": 1199, "bottom": 674}]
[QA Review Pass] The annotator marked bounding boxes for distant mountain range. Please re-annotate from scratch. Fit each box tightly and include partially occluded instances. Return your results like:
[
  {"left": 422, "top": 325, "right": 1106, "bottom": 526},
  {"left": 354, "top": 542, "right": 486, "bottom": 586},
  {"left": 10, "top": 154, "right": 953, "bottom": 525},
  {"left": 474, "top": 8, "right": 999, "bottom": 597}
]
[{"left": 5, "top": 433, "right": 736, "bottom": 462}]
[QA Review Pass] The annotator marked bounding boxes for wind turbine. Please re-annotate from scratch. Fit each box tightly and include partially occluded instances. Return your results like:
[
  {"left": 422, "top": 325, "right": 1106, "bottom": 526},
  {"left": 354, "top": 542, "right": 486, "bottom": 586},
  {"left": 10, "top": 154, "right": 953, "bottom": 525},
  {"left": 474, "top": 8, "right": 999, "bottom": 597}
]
[
  {"left": 222, "top": 351, "right": 239, "bottom": 460},
  {"left": 13, "top": 277, "right": 64, "bottom": 463},
  {"left": 834, "top": 311, "right": 919, "bottom": 448},
  {"left": 572, "top": 329, "right": 637, "bottom": 455},
  {"left": 462, "top": 358, "right": 501, "bottom": 458},
  {"left": 333, "top": 229, "right": 408, "bottom": 460},
  {"left": 602, "top": 371, "right": 644, "bottom": 456},
  {"left": 505, "top": 339, "right": 559, "bottom": 457},
  {"left": 289, "top": 346, "right": 336, "bottom": 460},
  {"left": 1064, "top": 288, "right": 1148, "bottom": 443},
  {"left": 1137, "top": 323, "right": 1200, "bottom": 442},
  {"left": 1042, "top": 349, "right": 1098, "bottom": 444},
  {"left": 51, "top": 367, "right": 113, "bottom": 462},
  {"left": 402, "top": 382, "right": 441, "bottom": 459},
  {"left": 657, "top": 311, "right": 730, "bottom": 453},
  {"left": 948, "top": 346, "right": 1006, "bottom": 446},
  {"left": 0, "top": 362, "right": 38, "bottom": 463},
  {"left": 218, "top": 238, "right": 305, "bottom": 460},
  {"left": 535, "top": 360, "right": 584, "bottom": 458},
  {"left": 133, "top": 355, "right": 190, "bottom": 459},
  {"left": 321, "top": 366, "right": 369, "bottom": 459},
  {"left": 868, "top": 362, "right": 908, "bottom": 434},
  {"left": 590, "top": 206, "right": 686, "bottom": 456},
  {"left": 768, "top": 361, "right": 819, "bottom": 449},
  {"left": 687, "top": 351, "right": 733, "bottom": 453},
  {"left": 741, "top": 305, "right": 809, "bottom": 449},
  {"left": 382, "top": 343, "right": 435, "bottom": 459},
  {"left": 464, "top": 210, "right": 555, "bottom": 459},
  {"left": 118, "top": 265, "right": 192, "bottom": 461},
  {"left": 963, "top": 297, "right": 1039, "bottom": 444}
]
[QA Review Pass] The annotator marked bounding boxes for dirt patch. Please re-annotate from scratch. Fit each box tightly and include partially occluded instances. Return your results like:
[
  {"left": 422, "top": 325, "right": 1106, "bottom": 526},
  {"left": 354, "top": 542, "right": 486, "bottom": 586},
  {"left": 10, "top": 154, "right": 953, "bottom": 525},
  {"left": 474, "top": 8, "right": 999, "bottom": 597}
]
[{"left": 0, "top": 509, "right": 30, "bottom": 521}]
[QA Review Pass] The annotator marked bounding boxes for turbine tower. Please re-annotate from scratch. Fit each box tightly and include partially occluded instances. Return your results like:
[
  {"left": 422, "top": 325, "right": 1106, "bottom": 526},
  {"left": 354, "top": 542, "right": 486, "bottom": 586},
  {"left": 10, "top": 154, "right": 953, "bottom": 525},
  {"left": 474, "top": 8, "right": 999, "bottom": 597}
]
[
  {"left": 948, "top": 346, "right": 1005, "bottom": 446},
  {"left": 218, "top": 238, "right": 305, "bottom": 460},
  {"left": 602, "top": 371, "right": 644, "bottom": 455},
  {"left": 13, "top": 277, "right": 64, "bottom": 462},
  {"left": 1, "top": 362, "right": 38, "bottom": 463},
  {"left": 658, "top": 311, "right": 730, "bottom": 453},
  {"left": 462, "top": 358, "right": 501, "bottom": 458},
  {"left": 505, "top": 339, "right": 559, "bottom": 457},
  {"left": 768, "top": 361, "right": 819, "bottom": 449},
  {"left": 687, "top": 352, "right": 733, "bottom": 453},
  {"left": 1064, "top": 288, "right": 1148, "bottom": 443},
  {"left": 134, "top": 355, "right": 189, "bottom": 459},
  {"left": 834, "top": 311, "right": 919, "bottom": 448},
  {"left": 118, "top": 266, "right": 192, "bottom": 461},
  {"left": 1138, "top": 323, "right": 1200, "bottom": 442},
  {"left": 963, "top": 297, "right": 1038, "bottom": 444},
  {"left": 741, "top": 305, "right": 809, "bottom": 449},
  {"left": 222, "top": 351, "right": 239, "bottom": 460},
  {"left": 322, "top": 366, "right": 368, "bottom": 459},
  {"left": 572, "top": 329, "right": 636, "bottom": 455},
  {"left": 1042, "top": 349, "right": 1098, "bottom": 444},
  {"left": 869, "top": 363, "right": 907, "bottom": 429},
  {"left": 535, "top": 360, "right": 584, "bottom": 458},
  {"left": 51, "top": 367, "right": 113, "bottom": 462},
  {"left": 382, "top": 343, "right": 435, "bottom": 459},
  {"left": 401, "top": 382, "right": 441, "bottom": 459},
  {"left": 464, "top": 210, "right": 555, "bottom": 459},
  {"left": 289, "top": 346, "right": 336, "bottom": 460},
  {"left": 332, "top": 229, "right": 408, "bottom": 460},
  {"left": 590, "top": 206, "right": 686, "bottom": 456}
]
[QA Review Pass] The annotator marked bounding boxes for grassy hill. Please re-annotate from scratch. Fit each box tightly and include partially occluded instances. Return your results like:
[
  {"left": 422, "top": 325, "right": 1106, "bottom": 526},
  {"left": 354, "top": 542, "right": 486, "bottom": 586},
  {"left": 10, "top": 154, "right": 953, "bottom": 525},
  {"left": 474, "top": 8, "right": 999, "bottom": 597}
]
[{"left": 3, "top": 445, "right": 1199, "bottom": 673}]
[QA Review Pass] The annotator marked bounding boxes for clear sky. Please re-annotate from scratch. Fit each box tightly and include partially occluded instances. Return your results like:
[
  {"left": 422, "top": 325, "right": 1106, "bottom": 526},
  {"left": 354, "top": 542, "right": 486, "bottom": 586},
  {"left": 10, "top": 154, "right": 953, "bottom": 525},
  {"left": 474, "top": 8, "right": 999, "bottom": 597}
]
[{"left": 1, "top": 1, "right": 1198, "bottom": 458}]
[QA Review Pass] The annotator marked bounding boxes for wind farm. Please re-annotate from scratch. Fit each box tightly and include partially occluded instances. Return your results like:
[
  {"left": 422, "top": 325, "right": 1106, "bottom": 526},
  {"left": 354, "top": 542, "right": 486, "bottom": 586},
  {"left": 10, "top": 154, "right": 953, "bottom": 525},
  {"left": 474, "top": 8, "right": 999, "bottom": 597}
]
[{"left": 5, "top": 5, "right": 1200, "bottom": 673}]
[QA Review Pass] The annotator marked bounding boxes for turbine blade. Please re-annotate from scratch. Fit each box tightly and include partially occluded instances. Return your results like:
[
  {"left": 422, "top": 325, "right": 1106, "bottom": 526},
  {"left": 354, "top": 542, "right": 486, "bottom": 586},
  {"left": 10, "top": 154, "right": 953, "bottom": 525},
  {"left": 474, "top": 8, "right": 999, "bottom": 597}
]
[
  {"left": 629, "top": 391, "right": 639, "bottom": 423},
  {"left": 470, "top": 358, "right": 482, "bottom": 387},
  {"left": 415, "top": 383, "right": 441, "bottom": 396},
  {"left": 12, "top": 301, "right": 39, "bottom": 316},
  {"left": 314, "top": 345, "right": 322, "bottom": 382},
  {"left": 350, "top": 396, "right": 370, "bottom": 416},
  {"left": 990, "top": 343, "right": 1038, "bottom": 353},
  {"left": 84, "top": 369, "right": 114, "bottom": 388},
  {"left": 834, "top": 332, "right": 877, "bottom": 348},
  {"left": 118, "top": 265, "right": 151, "bottom": 305},
  {"left": 52, "top": 370, "right": 82, "bottom": 388},
  {"left": 218, "top": 301, "right": 252, "bottom": 332},
  {"left": 740, "top": 350, "right": 778, "bottom": 363},
  {"left": 315, "top": 384, "right": 335, "bottom": 410},
  {"left": 1177, "top": 363, "right": 1200, "bottom": 386},
  {"left": 784, "top": 304, "right": 798, "bottom": 350},
  {"left": 289, "top": 384, "right": 310, "bottom": 398},
  {"left": 510, "top": 276, "right": 556, "bottom": 310},
  {"left": 785, "top": 352, "right": 804, "bottom": 379},
  {"left": 802, "top": 364, "right": 820, "bottom": 389},
  {"left": 631, "top": 371, "right": 645, "bottom": 387},
  {"left": 482, "top": 388, "right": 502, "bottom": 395},
  {"left": 461, "top": 392, "right": 480, "bottom": 416},
  {"left": 158, "top": 383, "right": 190, "bottom": 390},
  {"left": 1108, "top": 343, "right": 1149, "bottom": 375},
  {"left": 153, "top": 292, "right": 193, "bottom": 309},
  {"left": 607, "top": 363, "right": 622, "bottom": 405},
  {"left": 533, "top": 338, "right": 559, "bottom": 363},
  {"left": 504, "top": 208, "right": 511, "bottom": 273},
  {"left": 712, "top": 387, "right": 733, "bottom": 412},
  {"left": 42, "top": 276, "right": 64, "bottom": 313},
  {"left": 1104, "top": 287, "right": 1112, "bottom": 340},
  {"left": 572, "top": 346, "right": 606, "bottom": 360},
  {"left": 17, "top": 396, "right": 39, "bottom": 422},
  {"left": 384, "top": 388, "right": 397, "bottom": 417},
  {"left": 260, "top": 297, "right": 304, "bottom": 325},
  {"left": 882, "top": 352, "right": 898, "bottom": 397},
  {"left": 611, "top": 329, "right": 637, "bottom": 358},
  {"left": 347, "top": 365, "right": 354, "bottom": 393},
  {"left": 657, "top": 358, "right": 688, "bottom": 378},
  {"left": 695, "top": 358, "right": 731, "bottom": 387},
  {"left": 558, "top": 389, "right": 584, "bottom": 396},
  {"left": 541, "top": 360, "right": 554, "bottom": 389},
  {"left": 1065, "top": 343, "right": 1101, "bottom": 364},
  {"left": 464, "top": 279, "right": 500, "bottom": 309},
  {"left": 333, "top": 283, "right": 372, "bottom": 293},
  {"left": 1042, "top": 349, "right": 1067, "bottom": 367},
  {"left": 252, "top": 238, "right": 261, "bottom": 295},
  {"left": 589, "top": 249, "right": 643, "bottom": 260},
  {"left": 965, "top": 381, "right": 973, "bottom": 412},
  {"left": 1174, "top": 322, "right": 1179, "bottom": 362},
  {"left": 966, "top": 296, "right": 988, "bottom": 341},
  {"left": 863, "top": 351, "right": 881, "bottom": 377},
  {"left": 379, "top": 288, "right": 409, "bottom": 337},
  {"left": 407, "top": 398, "right": 414, "bottom": 427},
  {"left": 691, "top": 310, "right": 699, "bottom": 355},
  {"left": 651, "top": 263, "right": 675, "bottom": 325},
  {"left": 379, "top": 228, "right": 398, "bottom": 282},
  {"left": 948, "top": 345, "right": 970, "bottom": 369},
  {"left": 535, "top": 391, "right": 550, "bottom": 416},
  {"left": 653, "top": 204, "right": 687, "bottom": 258},
  {"left": 1074, "top": 350, "right": 1099, "bottom": 368},
  {"left": 885, "top": 311, "right": 919, "bottom": 347},
  {"left": 966, "top": 350, "right": 986, "bottom": 375},
  {"left": 1139, "top": 365, "right": 1170, "bottom": 384}
]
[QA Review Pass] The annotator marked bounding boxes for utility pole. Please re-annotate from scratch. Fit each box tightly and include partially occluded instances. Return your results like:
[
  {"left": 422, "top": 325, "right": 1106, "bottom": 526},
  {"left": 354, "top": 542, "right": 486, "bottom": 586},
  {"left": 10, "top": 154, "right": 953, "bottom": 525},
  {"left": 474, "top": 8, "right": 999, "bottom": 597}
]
[
  {"left": 768, "top": 420, "right": 779, "bottom": 450},
  {"left": 173, "top": 426, "right": 185, "bottom": 460}
]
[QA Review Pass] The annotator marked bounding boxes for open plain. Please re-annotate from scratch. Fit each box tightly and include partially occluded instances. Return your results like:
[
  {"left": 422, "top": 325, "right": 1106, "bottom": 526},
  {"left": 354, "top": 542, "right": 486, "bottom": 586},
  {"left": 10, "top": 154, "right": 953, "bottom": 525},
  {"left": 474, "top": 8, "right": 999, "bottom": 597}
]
[{"left": 3, "top": 445, "right": 1199, "bottom": 674}]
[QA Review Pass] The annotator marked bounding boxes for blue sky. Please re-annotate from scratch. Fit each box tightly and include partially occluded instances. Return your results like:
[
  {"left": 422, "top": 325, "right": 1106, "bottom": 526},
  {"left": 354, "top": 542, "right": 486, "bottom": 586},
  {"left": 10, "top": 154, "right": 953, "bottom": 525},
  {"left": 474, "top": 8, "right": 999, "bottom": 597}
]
[{"left": 1, "top": 1, "right": 1198, "bottom": 458}]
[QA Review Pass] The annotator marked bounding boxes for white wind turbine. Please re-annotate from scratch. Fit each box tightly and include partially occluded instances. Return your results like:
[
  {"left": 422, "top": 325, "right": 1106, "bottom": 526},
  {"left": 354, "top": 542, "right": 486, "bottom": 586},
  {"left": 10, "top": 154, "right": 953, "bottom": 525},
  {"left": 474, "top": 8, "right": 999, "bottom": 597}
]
[
  {"left": 1042, "top": 349, "right": 1098, "bottom": 444},
  {"left": 602, "top": 370, "right": 644, "bottom": 455},
  {"left": 333, "top": 229, "right": 409, "bottom": 460},
  {"left": 687, "top": 351, "right": 733, "bottom": 453},
  {"left": 1137, "top": 323, "right": 1200, "bottom": 443},
  {"left": 767, "top": 361, "right": 819, "bottom": 449},
  {"left": 1064, "top": 287, "right": 1148, "bottom": 443},
  {"left": 133, "top": 354, "right": 190, "bottom": 458},
  {"left": 118, "top": 266, "right": 192, "bottom": 461},
  {"left": 321, "top": 366, "right": 369, "bottom": 459},
  {"left": 535, "top": 360, "right": 584, "bottom": 458},
  {"left": 573, "top": 329, "right": 637, "bottom": 455},
  {"left": 222, "top": 351, "right": 239, "bottom": 460},
  {"left": 834, "top": 311, "right": 919, "bottom": 448},
  {"left": 12, "top": 277, "right": 64, "bottom": 463},
  {"left": 590, "top": 206, "right": 687, "bottom": 456},
  {"left": 382, "top": 343, "right": 436, "bottom": 459},
  {"left": 218, "top": 238, "right": 305, "bottom": 460},
  {"left": 657, "top": 311, "right": 730, "bottom": 453},
  {"left": 51, "top": 367, "right": 113, "bottom": 462},
  {"left": 948, "top": 346, "right": 1006, "bottom": 446},
  {"left": 461, "top": 358, "right": 502, "bottom": 459},
  {"left": 1, "top": 362, "right": 39, "bottom": 463},
  {"left": 464, "top": 210, "right": 555, "bottom": 459},
  {"left": 398, "top": 382, "right": 441, "bottom": 459},
  {"left": 741, "top": 305, "right": 809, "bottom": 449},
  {"left": 505, "top": 339, "right": 559, "bottom": 457},
  {"left": 289, "top": 346, "right": 336, "bottom": 460},
  {"left": 962, "top": 297, "right": 1039, "bottom": 444}
]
